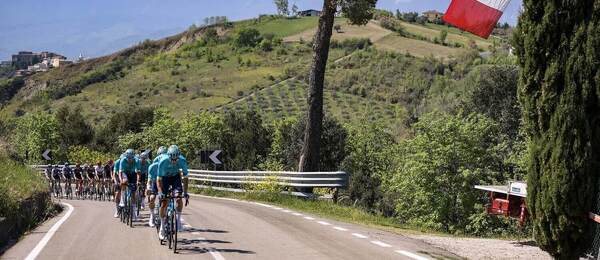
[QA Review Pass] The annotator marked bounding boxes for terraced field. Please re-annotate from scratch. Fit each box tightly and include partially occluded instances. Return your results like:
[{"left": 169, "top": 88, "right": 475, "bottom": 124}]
[{"left": 218, "top": 79, "right": 405, "bottom": 125}]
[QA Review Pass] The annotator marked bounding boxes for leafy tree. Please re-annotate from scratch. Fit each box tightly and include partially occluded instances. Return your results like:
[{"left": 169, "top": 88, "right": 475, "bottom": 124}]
[
  {"left": 202, "top": 27, "right": 219, "bottom": 44},
  {"left": 221, "top": 110, "right": 271, "bottom": 170},
  {"left": 274, "top": 0, "right": 289, "bottom": 16},
  {"left": 343, "top": 122, "right": 395, "bottom": 212},
  {"left": 55, "top": 105, "right": 94, "bottom": 150},
  {"left": 267, "top": 116, "right": 347, "bottom": 172},
  {"left": 513, "top": 1, "right": 600, "bottom": 258},
  {"left": 461, "top": 65, "right": 520, "bottom": 141},
  {"left": 291, "top": 3, "right": 299, "bottom": 17},
  {"left": 233, "top": 28, "right": 262, "bottom": 48},
  {"left": 94, "top": 106, "right": 154, "bottom": 152},
  {"left": 387, "top": 113, "right": 502, "bottom": 232},
  {"left": 10, "top": 112, "right": 60, "bottom": 163},
  {"left": 298, "top": 0, "right": 377, "bottom": 175}
]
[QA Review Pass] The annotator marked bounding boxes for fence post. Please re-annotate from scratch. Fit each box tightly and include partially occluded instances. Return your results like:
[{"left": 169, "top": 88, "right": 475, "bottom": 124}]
[{"left": 333, "top": 188, "right": 339, "bottom": 203}]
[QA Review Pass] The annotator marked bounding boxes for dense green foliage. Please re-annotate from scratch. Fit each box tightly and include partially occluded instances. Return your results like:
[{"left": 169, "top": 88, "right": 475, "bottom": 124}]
[
  {"left": 266, "top": 116, "right": 348, "bottom": 171},
  {"left": 514, "top": 1, "right": 600, "bottom": 258},
  {"left": 55, "top": 105, "right": 94, "bottom": 150},
  {"left": 0, "top": 78, "right": 25, "bottom": 106},
  {"left": 0, "top": 157, "right": 52, "bottom": 249},
  {"left": 10, "top": 112, "right": 60, "bottom": 163},
  {"left": 386, "top": 113, "right": 503, "bottom": 232}
]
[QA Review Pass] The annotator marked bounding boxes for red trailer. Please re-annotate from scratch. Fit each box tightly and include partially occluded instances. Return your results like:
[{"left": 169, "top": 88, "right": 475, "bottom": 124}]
[{"left": 474, "top": 181, "right": 528, "bottom": 225}]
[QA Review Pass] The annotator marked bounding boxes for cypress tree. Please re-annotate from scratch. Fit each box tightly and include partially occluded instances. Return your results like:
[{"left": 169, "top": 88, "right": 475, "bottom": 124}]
[{"left": 514, "top": 1, "right": 600, "bottom": 259}]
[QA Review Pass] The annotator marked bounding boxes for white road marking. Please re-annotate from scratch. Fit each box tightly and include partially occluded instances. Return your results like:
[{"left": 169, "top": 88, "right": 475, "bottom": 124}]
[
  {"left": 25, "top": 202, "right": 74, "bottom": 260},
  {"left": 198, "top": 236, "right": 226, "bottom": 260},
  {"left": 396, "top": 250, "right": 430, "bottom": 260},
  {"left": 352, "top": 233, "right": 368, "bottom": 239},
  {"left": 333, "top": 226, "right": 348, "bottom": 231},
  {"left": 304, "top": 216, "right": 315, "bottom": 220},
  {"left": 317, "top": 221, "right": 331, "bottom": 226},
  {"left": 370, "top": 240, "right": 392, "bottom": 248},
  {"left": 273, "top": 207, "right": 283, "bottom": 210},
  {"left": 292, "top": 213, "right": 303, "bottom": 216},
  {"left": 282, "top": 209, "right": 291, "bottom": 213}
]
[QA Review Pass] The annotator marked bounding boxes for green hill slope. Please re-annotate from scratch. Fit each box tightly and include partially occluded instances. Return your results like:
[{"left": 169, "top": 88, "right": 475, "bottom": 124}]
[{"left": 0, "top": 15, "right": 494, "bottom": 126}]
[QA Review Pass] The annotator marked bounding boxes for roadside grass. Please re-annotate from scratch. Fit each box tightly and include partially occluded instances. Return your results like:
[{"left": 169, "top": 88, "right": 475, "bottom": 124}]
[
  {"left": 192, "top": 187, "right": 419, "bottom": 234},
  {"left": 0, "top": 157, "right": 47, "bottom": 200},
  {"left": 192, "top": 187, "right": 533, "bottom": 241},
  {"left": 0, "top": 157, "right": 57, "bottom": 250}
]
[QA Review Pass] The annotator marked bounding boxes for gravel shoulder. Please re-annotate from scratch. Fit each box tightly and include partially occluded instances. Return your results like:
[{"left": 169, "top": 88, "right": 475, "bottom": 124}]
[{"left": 408, "top": 234, "right": 552, "bottom": 260}]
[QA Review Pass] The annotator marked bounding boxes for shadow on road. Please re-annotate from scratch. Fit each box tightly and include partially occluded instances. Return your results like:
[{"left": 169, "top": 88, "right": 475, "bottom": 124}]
[
  {"left": 184, "top": 227, "right": 228, "bottom": 233},
  {"left": 176, "top": 238, "right": 255, "bottom": 255}
]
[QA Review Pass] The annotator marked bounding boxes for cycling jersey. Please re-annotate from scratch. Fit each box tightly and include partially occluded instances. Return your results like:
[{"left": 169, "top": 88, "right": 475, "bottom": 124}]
[
  {"left": 62, "top": 166, "right": 72, "bottom": 178},
  {"left": 86, "top": 167, "right": 95, "bottom": 178},
  {"left": 148, "top": 162, "right": 158, "bottom": 181},
  {"left": 139, "top": 159, "right": 151, "bottom": 174},
  {"left": 152, "top": 154, "right": 167, "bottom": 164},
  {"left": 74, "top": 167, "right": 83, "bottom": 179},
  {"left": 157, "top": 155, "right": 189, "bottom": 178},
  {"left": 94, "top": 165, "right": 104, "bottom": 178},
  {"left": 52, "top": 168, "right": 61, "bottom": 178},
  {"left": 119, "top": 158, "right": 140, "bottom": 174}
]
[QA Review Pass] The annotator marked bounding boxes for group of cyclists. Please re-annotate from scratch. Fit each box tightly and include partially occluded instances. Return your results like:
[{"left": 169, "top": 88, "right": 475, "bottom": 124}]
[
  {"left": 45, "top": 144, "right": 190, "bottom": 244},
  {"left": 45, "top": 161, "right": 114, "bottom": 200}
]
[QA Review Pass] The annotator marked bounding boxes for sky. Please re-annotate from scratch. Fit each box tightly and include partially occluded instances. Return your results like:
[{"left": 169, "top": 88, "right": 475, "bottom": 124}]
[{"left": 0, "top": 0, "right": 522, "bottom": 61}]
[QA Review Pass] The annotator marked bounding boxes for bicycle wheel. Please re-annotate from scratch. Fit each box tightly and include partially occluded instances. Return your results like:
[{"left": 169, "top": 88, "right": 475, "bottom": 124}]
[
  {"left": 168, "top": 211, "right": 173, "bottom": 249},
  {"left": 128, "top": 191, "right": 134, "bottom": 228},
  {"left": 173, "top": 211, "right": 178, "bottom": 253}
]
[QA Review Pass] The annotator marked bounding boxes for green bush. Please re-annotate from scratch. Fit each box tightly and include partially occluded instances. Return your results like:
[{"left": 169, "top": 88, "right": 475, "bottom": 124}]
[
  {"left": 234, "top": 28, "right": 262, "bottom": 48},
  {"left": 386, "top": 113, "right": 504, "bottom": 233}
]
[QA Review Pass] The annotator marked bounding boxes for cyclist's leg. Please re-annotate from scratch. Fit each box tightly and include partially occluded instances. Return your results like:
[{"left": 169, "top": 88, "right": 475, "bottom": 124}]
[
  {"left": 148, "top": 181, "right": 157, "bottom": 226},
  {"left": 173, "top": 175, "right": 184, "bottom": 229},
  {"left": 120, "top": 172, "right": 128, "bottom": 207}
]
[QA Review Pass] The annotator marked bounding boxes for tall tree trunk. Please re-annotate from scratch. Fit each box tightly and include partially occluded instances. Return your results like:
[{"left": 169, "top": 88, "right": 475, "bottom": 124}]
[{"left": 298, "top": 0, "right": 337, "bottom": 173}]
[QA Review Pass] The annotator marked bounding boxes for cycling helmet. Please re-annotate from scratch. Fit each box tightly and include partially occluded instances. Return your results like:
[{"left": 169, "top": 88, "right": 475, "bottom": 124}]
[
  {"left": 125, "top": 149, "right": 135, "bottom": 159},
  {"left": 157, "top": 146, "right": 167, "bottom": 156},
  {"left": 140, "top": 152, "right": 149, "bottom": 159},
  {"left": 167, "top": 145, "right": 180, "bottom": 160},
  {"left": 76, "top": 163, "right": 80, "bottom": 167},
  {"left": 64, "top": 163, "right": 69, "bottom": 167}
]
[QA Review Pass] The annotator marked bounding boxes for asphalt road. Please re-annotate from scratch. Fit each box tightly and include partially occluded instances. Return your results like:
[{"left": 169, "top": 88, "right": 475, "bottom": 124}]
[{"left": 2, "top": 195, "right": 460, "bottom": 260}]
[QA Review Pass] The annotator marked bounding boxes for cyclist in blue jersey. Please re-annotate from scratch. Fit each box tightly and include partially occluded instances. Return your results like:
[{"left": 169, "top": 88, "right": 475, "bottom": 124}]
[
  {"left": 112, "top": 154, "right": 125, "bottom": 218},
  {"left": 146, "top": 162, "right": 159, "bottom": 227},
  {"left": 153, "top": 146, "right": 167, "bottom": 164},
  {"left": 119, "top": 149, "right": 141, "bottom": 220},
  {"left": 157, "top": 145, "right": 189, "bottom": 240},
  {"left": 138, "top": 152, "right": 151, "bottom": 210}
]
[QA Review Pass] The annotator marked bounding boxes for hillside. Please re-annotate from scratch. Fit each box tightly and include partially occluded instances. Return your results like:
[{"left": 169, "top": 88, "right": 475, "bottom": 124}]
[{"left": 0, "top": 15, "right": 493, "bottom": 125}]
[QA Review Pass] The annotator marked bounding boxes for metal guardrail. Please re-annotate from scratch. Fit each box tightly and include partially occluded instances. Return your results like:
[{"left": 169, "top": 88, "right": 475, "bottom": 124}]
[
  {"left": 188, "top": 169, "right": 347, "bottom": 188},
  {"left": 31, "top": 165, "right": 348, "bottom": 189}
]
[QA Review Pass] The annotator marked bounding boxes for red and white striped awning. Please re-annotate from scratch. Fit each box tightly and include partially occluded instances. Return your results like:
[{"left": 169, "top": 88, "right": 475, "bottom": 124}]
[{"left": 443, "top": 0, "right": 512, "bottom": 39}]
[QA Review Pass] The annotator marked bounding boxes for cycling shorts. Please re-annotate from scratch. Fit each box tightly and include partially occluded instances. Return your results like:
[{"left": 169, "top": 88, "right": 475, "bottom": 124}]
[
  {"left": 160, "top": 175, "right": 182, "bottom": 195},
  {"left": 122, "top": 172, "right": 138, "bottom": 191}
]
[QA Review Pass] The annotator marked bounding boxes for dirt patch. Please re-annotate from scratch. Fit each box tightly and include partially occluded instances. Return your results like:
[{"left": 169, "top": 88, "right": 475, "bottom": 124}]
[{"left": 411, "top": 234, "right": 552, "bottom": 260}]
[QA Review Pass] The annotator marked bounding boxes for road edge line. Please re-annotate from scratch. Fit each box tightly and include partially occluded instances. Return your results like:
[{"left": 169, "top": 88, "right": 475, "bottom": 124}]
[{"left": 24, "top": 202, "right": 74, "bottom": 260}]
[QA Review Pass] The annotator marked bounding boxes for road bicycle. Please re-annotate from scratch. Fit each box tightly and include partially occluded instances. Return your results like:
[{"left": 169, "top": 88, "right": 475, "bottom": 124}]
[
  {"left": 64, "top": 178, "right": 73, "bottom": 200},
  {"left": 120, "top": 183, "right": 135, "bottom": 228},
  {"left": 159, "top": 187, "right": 189, "bottom": 253},
  {"left": 52, "top": 178, "right": 62, "bottom": 198}
]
